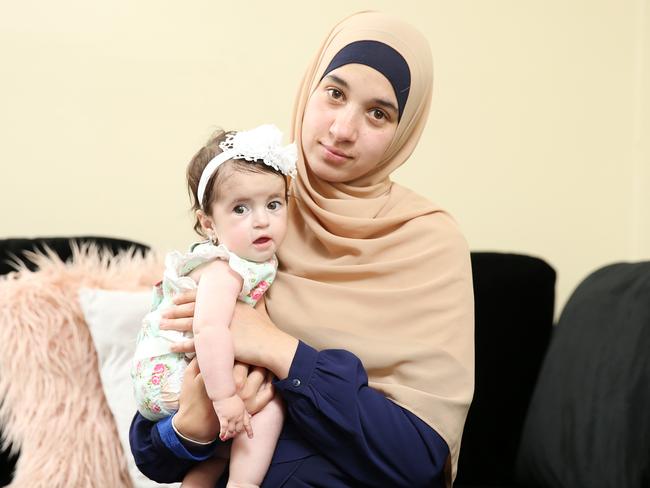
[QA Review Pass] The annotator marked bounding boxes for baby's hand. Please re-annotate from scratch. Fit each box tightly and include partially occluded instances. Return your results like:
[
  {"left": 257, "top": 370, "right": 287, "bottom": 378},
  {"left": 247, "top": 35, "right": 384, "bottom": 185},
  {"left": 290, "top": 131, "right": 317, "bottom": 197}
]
[{"left": 213, "top": 394, "right": 253, "bottom": 441}]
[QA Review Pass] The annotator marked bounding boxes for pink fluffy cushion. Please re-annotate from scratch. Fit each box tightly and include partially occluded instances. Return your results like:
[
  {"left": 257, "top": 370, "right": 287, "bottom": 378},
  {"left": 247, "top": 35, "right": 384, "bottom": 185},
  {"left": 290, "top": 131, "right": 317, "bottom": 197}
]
[{"left": 0, "top": 244, "right": 163, "bottom": 488}]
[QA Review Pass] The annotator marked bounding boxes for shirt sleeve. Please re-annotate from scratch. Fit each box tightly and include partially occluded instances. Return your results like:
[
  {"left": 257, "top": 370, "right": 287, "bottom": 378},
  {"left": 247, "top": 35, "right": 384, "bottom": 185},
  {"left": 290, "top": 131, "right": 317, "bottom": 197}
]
[
  {"left": 129, "top": 413, "right": 217, "bottom": 483},
  {"left": 274, "top": 341, "right": 450, "bottom": 488}
]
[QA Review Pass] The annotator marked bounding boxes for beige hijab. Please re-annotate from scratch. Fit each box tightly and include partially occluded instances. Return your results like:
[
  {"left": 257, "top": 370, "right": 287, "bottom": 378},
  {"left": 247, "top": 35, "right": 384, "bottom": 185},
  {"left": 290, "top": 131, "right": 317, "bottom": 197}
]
[{"left": 266, "top": 11, "right": 474, "bottom": 484}]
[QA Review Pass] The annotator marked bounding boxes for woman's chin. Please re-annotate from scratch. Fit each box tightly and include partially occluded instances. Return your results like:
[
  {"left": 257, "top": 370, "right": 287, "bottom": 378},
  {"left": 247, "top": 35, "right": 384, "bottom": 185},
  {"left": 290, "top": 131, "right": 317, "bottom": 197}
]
[{"left": 307, "top": 159, "right": 350, "bottom": 183}]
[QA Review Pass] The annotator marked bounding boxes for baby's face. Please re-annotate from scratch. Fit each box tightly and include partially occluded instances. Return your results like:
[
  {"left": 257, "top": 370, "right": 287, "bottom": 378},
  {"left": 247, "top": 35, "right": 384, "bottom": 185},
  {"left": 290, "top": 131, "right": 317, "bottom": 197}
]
[{"left": 208, "top": 170, "right": 288, "bottom": 262}]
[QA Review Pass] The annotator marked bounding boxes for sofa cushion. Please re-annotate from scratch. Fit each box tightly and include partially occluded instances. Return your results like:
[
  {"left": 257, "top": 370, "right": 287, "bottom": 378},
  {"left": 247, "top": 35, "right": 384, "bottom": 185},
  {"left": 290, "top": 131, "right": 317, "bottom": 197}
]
[
  {"left": 516, "top": 262, "right": 650, "bottom": 488},
  {"left": 79, "top": 287, "right": 180, "bottom": 488}
]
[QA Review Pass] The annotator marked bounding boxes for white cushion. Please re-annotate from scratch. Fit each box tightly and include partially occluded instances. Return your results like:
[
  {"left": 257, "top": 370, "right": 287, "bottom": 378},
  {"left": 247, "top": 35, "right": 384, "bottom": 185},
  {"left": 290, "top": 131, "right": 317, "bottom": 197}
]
[{"left": 79, "top": 287, "right": 181, "bottom": 488}]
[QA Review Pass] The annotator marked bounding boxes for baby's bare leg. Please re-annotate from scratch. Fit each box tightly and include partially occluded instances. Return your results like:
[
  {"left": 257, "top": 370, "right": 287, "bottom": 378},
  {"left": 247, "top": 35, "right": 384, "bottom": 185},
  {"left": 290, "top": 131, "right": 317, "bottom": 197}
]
[
  {"left": 226, "top": 394, "right": 284, "bottom": 488},
  {"left": 181, "top": 457, "right": 226, "bottom": 488}
]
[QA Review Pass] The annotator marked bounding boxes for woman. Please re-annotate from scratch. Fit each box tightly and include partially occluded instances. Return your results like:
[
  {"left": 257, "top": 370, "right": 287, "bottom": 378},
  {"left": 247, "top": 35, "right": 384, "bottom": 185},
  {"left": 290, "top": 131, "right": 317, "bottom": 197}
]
[{"left": 130, "top": 11, "right": 474, "bottom": 488}]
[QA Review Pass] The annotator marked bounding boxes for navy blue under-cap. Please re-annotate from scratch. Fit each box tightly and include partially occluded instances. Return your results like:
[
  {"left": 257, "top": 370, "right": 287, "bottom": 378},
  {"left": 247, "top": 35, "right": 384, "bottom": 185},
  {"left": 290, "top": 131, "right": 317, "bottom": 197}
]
[{"left": 322, "top": 40, "right": 411, "bottom": 120}]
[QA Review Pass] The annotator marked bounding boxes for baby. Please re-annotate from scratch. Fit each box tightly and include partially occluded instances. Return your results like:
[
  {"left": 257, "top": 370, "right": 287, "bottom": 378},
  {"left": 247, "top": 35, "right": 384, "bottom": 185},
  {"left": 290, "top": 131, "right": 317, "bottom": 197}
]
[{"left": 131, "top": 124, "right": 295, "bottom": 487}]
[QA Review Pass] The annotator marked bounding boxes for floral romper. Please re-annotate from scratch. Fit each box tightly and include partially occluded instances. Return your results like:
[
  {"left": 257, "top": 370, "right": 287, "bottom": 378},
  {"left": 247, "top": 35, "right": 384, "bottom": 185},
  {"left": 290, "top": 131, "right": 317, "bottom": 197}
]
[{"left": 131, "top": 241, "right": 277, "bottom": 421}]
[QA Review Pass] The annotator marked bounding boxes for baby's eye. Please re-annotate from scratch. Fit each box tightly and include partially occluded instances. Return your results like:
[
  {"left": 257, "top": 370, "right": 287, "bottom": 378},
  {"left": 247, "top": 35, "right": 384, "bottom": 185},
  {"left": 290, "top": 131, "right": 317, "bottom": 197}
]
[
  {"left": 267, "top": 200, "right": 282, "bottom": 210},
  {"left": 233, "top": 205, "right": 248, "bottom": 215},
  {"left": 327, "top": 88, "right": 343, "bottom": 100}
]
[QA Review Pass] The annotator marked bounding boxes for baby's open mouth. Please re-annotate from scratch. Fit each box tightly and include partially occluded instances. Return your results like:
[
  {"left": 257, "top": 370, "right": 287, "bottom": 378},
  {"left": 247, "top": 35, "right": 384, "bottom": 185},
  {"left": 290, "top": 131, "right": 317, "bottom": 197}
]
[{"left": 254, "top": 237, "right": 271, "bottom": 245}]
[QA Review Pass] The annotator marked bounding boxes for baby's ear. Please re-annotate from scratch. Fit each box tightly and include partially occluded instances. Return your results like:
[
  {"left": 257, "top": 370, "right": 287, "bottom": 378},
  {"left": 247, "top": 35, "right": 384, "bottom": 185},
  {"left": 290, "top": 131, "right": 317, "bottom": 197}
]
[{"left": 196, "top": 209, "right": 214, "bottom": 234}]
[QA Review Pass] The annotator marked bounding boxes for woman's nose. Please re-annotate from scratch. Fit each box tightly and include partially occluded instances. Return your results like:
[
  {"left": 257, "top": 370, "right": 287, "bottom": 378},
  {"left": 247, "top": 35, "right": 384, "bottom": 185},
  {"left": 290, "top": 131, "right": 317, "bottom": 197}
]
[{"left": 329, "top": 107, "right": 358, "bottom": 142}]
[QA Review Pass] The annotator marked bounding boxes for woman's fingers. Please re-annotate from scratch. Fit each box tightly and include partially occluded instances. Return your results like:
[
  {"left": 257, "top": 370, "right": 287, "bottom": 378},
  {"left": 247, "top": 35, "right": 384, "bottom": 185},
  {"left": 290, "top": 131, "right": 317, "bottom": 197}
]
[
  {"left": 162, "top": 301, "right": 195, "bottom": 320},
  {"left": 159, "top": 292, "right": 196, "bottom": 331},
  {"left": 170, "top": 339, "right": 196, "bottom": 354},
  {"left": 172, "top": 289, "right": 197, "bottom": 306},
  {"left": 233, "top": 362, "right": 249, "bottom": 392},
  {"left": 239, "top": 367, "right": 266, "bottom": 400},
  {"left": 184, "top": 357, "right": 200, "bottom": 378},
  {"left": 251, "top": 383, "right": 275, "bottom": 414},
  {"left": 239, "top": 366, "right": 268, "bottom": 415},
  {"left": 159, "top": 317, "right": 193, "bottom": 332},
  {"left": 240, "top": 368, "right": 275, "bottom": 415}
]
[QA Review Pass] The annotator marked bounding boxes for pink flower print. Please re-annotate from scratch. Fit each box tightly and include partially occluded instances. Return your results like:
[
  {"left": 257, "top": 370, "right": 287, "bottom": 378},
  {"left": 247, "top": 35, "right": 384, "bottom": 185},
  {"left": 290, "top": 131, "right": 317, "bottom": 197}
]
[
  {"left": 258, "top": 281, "right": 270, "bottom": 293},
  {"left": 152, "top": 404, "right": 161, "bottom": 413},
  {"left": 151, "top": 375, "right": 161, "bottom": 385},
  {"left": 153, "top": 363, "right": 165, "bottom": 374},
  {"left": 250, "top": 280, "right": 270, "bottom": 301}
]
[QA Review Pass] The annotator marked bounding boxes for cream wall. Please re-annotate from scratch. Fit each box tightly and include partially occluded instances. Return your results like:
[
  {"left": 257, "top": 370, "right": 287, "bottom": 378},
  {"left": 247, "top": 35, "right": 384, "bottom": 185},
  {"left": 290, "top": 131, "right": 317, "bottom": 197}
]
[{"left": 1, "top": 0, "right": 648, "bottom": 316}]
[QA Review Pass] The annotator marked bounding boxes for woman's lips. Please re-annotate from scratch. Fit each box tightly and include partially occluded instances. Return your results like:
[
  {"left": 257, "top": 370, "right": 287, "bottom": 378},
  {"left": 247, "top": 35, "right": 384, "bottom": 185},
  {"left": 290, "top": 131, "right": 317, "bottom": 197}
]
[{"left": 320, "top": 143, "right": 351, "bottom": 165}]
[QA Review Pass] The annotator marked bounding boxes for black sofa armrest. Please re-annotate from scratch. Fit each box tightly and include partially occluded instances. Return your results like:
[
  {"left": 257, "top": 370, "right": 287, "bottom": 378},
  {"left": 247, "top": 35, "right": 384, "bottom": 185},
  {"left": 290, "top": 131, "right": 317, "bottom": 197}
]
[
  {"left": 455, "top": 252, "right": 556, "bottom": 487},
  {"left": 0, "top": 236, "right": 149, "bottom": 275}
]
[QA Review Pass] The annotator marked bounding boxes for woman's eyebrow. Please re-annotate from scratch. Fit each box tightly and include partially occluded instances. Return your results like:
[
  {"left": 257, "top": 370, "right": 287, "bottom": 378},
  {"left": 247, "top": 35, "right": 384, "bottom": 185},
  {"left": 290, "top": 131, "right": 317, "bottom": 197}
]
[{"left": 324, "top": 74, "right": 349, "bottom": 88}]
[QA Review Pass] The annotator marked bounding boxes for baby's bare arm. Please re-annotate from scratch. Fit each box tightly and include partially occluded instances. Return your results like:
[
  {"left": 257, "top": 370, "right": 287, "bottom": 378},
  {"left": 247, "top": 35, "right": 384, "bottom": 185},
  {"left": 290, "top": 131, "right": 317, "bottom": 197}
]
[
  {"left": 159, "top": 290, "right": 277, "bottom": 416},
  {"left": 193, "top": 260, "right": 252, "bottom": 439}
]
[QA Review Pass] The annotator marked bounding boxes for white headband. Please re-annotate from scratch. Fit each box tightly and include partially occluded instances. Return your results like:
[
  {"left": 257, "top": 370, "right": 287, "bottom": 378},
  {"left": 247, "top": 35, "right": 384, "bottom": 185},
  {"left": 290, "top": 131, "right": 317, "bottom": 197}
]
[{"left": 197, "top": 124, "right": 297, "bottom": 208}]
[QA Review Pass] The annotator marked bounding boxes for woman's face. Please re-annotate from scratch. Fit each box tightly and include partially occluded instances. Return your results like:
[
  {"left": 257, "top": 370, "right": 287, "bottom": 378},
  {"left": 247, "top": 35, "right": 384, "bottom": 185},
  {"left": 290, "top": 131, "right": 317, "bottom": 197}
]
[{"left": 301, "top": 63, "right": 399, "bottom": 183}]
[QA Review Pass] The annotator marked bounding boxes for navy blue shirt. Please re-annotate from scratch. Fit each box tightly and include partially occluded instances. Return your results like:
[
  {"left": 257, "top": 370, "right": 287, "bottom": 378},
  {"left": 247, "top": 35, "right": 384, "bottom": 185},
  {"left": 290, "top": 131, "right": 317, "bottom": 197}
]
[{"left": 130, "top": 341, "right": 449, "bottom": 487}]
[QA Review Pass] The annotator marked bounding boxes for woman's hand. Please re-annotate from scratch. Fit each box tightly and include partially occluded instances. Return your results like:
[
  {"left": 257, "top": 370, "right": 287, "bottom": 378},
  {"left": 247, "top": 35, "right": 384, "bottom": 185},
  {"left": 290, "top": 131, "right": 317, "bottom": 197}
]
[
  {"left": 173, "top": 358, "right": 220, "bottom": 443},
  {"left": 232, "top": 362, "right": 276, "bottom": 415},
  {"left": 228, "top": 302, "right": 299, "bottom": 379},
  {"left": 160, "top": 289, "right": 196, "bottom": 336}
]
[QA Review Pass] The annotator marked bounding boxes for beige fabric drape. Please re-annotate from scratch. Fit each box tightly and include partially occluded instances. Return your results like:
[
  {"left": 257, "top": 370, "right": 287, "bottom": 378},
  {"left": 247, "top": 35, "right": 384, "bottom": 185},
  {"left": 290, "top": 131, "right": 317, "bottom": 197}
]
[{"left": 266, "top": 11, "right": 474, "bottom": 484}]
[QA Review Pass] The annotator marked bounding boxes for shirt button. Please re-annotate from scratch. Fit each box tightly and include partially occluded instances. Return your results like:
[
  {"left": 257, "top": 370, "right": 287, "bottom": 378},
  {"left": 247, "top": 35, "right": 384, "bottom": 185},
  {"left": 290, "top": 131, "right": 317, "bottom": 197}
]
[{"left": 291, "top": 378, "right": 301, "bottom": 388}]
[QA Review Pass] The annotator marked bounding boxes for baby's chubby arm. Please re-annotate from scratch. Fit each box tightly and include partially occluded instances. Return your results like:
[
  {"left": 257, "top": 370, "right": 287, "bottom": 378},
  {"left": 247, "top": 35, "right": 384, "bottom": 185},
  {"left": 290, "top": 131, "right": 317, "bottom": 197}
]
[{"left": 190, "top": 260, "right": 252, "bottom": 441}]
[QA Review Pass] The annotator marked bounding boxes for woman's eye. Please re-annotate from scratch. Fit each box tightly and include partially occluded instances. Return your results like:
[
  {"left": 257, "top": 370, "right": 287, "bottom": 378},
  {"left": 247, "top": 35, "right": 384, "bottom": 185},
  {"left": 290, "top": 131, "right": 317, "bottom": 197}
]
[
  {"left": 233, "top": 205, "right": 248, "bottom": 215},
  {"left": 371, "top": 109, "right": 387, "bottom": 120},
  {"left": 267, "top": 200, "right": 282, "bottom": 210},
  {"left": 327, "top": 88, "right": 343, "bottom": 100}
]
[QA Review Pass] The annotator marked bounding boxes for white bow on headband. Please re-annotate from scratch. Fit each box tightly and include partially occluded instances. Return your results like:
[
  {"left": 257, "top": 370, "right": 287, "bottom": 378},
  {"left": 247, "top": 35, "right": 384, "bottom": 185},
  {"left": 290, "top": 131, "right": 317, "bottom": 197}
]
[{"left": 197, "top": 124, "right": 297, "bottom": 208}]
